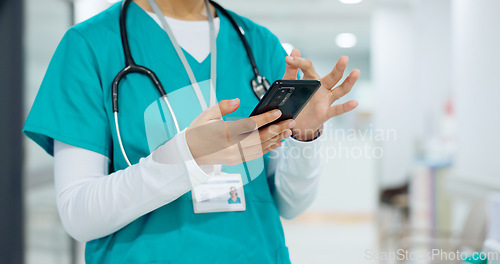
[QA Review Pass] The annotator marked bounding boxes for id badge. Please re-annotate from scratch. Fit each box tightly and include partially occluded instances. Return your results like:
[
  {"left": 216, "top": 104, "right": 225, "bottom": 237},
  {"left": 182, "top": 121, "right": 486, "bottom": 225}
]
[{"left": 192, "top": 173, "right": 246, "bottom": 213}]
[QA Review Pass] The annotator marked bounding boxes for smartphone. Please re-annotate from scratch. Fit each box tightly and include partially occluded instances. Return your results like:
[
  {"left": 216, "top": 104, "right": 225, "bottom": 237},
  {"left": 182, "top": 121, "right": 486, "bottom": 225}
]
[{"left": 249, "top": 80, "right": 321, "bottom": 125}]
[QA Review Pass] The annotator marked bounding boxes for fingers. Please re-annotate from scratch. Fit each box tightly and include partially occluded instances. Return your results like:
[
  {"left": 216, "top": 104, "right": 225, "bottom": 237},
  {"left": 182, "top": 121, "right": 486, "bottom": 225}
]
[
  {"left": 282, "top": 49, "right": 301, "bottom": 80},
  {"left": 217, "top": 98, "right": 240, "bottom": 117},
  {"left": 228, "top": 141, "right": 282, "bottom": 165},
  {"left": 258, "top": 119, "right": 294, "bottom": 146},
  {"left": 330, "top": 69, "right": 360, "bottom": 103},
  {"left": 285, "top": 55, "right": 320, "bottom": 80},
  {"left": 243, "top": 109, "right": 282, "bottom": 132},
  {"left": 221, "top": 109, "right": 285, "bottom": 149},
  {"left": 203, "top": 98, "right": 240, "bottom": 120},
  {"left": 205, "top": 119, "right": 291, "bottom": 165},
  {"left": 236, "top": 133, "right": 285, "bottom": 164},
  {"left": 260, "top": 129, "right": 290, "bottom": 150},
  {"left": 234, "top": 118, "right": 294, "bottom": 148},
  {"left": 263, "top": 142, "right": 282, "bottom": 154},
  {"left": 321, "top": 56, "right": 348, "bottom": 90},
  {"left": 248, "top": 141, "right": 282, "bottom": 160},
  {"left": 328, "top": 100, "right": 359, "bottom": 118},
  {"left": 231, "top": 119, "right": 294, "bottom": 163}
]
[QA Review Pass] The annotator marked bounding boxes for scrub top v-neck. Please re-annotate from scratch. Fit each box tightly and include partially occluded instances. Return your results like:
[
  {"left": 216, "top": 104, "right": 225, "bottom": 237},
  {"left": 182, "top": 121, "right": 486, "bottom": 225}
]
[{"left": 23, "top": 2, "right": 292, "bottom": 263}]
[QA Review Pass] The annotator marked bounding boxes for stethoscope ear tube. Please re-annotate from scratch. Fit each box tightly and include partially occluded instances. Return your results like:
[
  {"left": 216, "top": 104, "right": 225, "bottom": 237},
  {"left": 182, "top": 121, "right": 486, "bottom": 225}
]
[
  {"left": 112, "top": 61, "right": 171, "bottom": 167},
  {"left": 112, "top": 67, "right": 129, "bottom": 113},
  {"left": 120, "top": 0, "right": 135, "bottom": 67},
  {"left": 112, "top": 65, "right": 168, "bottom": 113},
  {"left": 112, "top": 64, "right": 175, "bottom": 167},
  {"left": 209, "top": 0, "right": 264, "bottom": 83}
]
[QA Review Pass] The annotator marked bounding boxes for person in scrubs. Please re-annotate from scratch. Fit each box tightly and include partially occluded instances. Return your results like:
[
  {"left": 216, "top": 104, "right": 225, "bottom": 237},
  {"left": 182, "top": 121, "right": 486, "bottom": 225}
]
[
  {"left": 23, "top": 0, "right": 360, "bottom": 263},
  {"left": 228, "top": 187, "right": 241, "bottom": 204}
]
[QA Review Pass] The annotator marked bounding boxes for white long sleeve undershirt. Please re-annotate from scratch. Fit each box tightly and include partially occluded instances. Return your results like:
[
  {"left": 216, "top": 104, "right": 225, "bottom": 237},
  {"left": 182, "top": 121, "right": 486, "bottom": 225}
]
[{"left": 54, "top": 129, "right": 323, "bottom": 242}]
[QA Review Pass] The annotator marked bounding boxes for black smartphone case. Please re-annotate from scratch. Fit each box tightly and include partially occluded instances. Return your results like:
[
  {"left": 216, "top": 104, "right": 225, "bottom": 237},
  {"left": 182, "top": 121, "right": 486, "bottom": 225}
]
[{"left": 250, "top": 80, "right": 321, "bottom": 125}]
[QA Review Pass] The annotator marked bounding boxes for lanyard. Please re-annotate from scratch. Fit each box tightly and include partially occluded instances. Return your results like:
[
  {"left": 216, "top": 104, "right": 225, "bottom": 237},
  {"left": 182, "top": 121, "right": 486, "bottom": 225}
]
[
  {"left": 147, "top": 0, "right": 217, "bottom": 111},
  {"left": 148, "top": 0, "right": 223, "bottom": 174}
]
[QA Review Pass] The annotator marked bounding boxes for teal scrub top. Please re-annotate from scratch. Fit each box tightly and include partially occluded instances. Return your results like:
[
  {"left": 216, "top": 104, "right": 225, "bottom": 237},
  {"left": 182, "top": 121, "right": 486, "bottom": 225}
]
[
  {"left": 228, "top": 197, "right": 241, "bottom": 204},
  {"left": 23, "top": 2, "right": 292, "bottom": 263}
]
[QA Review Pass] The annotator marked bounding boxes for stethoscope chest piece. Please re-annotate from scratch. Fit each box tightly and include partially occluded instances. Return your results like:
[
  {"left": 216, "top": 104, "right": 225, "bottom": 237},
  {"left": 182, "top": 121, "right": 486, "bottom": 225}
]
[{"left": 251, "top": 75, "right": 270, "bottom": 100}]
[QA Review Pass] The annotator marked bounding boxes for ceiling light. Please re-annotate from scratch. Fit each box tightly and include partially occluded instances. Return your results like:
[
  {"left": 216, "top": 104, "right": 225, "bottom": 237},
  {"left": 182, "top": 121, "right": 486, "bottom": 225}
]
[
  {"left": 335, "top": 33, "right": 357, "bottom": 48},
  {"left": 339, "top": 0, "right": 363, "bottom": 4}
]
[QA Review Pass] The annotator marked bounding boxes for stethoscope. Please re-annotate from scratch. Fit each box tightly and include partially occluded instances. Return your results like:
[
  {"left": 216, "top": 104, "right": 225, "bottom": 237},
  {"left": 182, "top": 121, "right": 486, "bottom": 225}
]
[{"left": 113, "top": 0, "right": 270, "bottom": 166}]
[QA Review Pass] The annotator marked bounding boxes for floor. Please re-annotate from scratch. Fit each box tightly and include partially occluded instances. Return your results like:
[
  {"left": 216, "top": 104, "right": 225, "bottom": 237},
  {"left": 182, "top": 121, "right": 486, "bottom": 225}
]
[{"left": 283, "top": 219, "right": 378, "bottom": 264}]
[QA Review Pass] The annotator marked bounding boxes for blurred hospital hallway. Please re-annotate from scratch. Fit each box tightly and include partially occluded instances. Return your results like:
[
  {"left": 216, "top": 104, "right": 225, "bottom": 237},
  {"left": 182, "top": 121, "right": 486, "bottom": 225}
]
[{"left": 2, "top": 0, "right": 499, "bottom": 263}]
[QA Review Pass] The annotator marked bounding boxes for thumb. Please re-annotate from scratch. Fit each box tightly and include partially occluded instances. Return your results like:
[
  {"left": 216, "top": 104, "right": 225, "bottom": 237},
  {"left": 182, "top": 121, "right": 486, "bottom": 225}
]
[
  {"left": 282, "top": 49, "right": 301, "bottom": 80},
  {"left": 203, "top": 98, "right": 240, "bottom": 120}
]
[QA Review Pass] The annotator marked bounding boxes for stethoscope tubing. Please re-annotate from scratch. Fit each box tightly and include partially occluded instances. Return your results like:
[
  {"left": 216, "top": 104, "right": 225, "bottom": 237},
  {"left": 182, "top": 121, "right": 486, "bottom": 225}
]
[
  {"left": 114, "top": 0, "right": 267, "bottom": 166},
  {"left": 208, "top": 0, "right": 261, "bottom": 78}
]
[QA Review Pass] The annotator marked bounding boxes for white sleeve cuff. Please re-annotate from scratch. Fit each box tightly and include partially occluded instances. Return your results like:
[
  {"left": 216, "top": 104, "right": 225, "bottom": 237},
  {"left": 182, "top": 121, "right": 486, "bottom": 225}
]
[
  {"left": 282, "top": 130, "right": 325, "bottom": 174},
  {"left": 177, "top": 129, "right": 214, "bottom": 187},
  {"left": 152, "top": 129, "right": 213, "bottom": 188}
]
